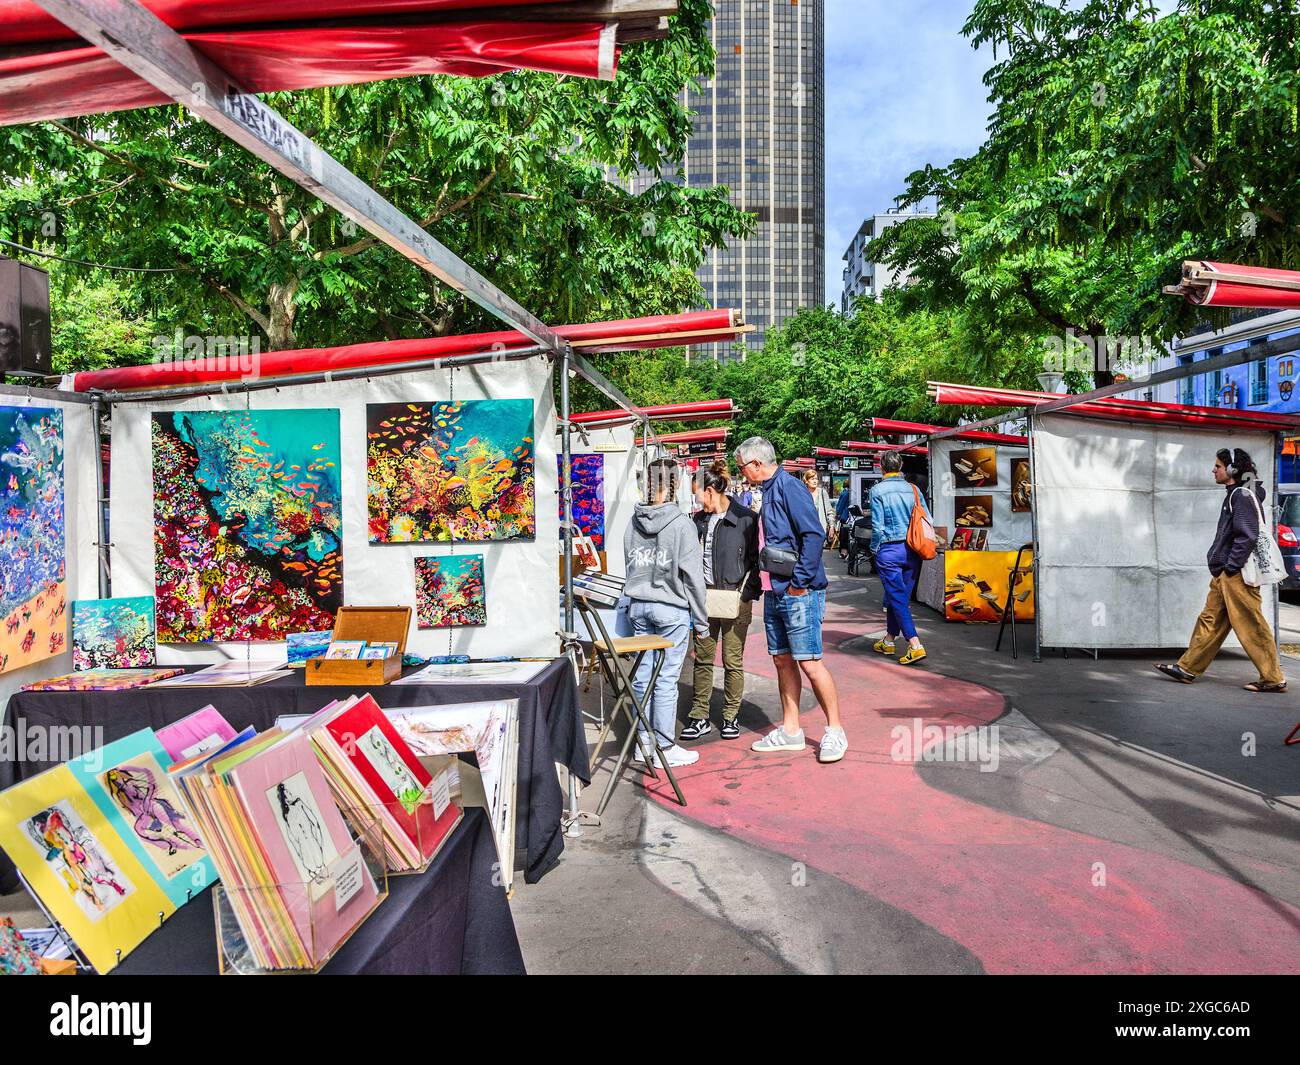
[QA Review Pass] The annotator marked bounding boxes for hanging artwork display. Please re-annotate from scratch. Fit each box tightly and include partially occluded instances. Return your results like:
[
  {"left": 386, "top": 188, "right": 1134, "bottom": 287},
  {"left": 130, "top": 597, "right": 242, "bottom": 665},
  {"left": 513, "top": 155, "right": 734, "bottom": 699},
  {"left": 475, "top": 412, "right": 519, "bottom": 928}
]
[
  {"left": 954, "top": 495, "right": 994, "bottom": 528},
  {"left": 367, "top": 400, "right": 534, "bottom": 543},
  {"left": 0, "top": 406, "right": 65, "bottom": 675},
  {"left": 560, "top": 453, "right": 605, "bottom": 550},
  {"left": 414, "top": 555, "right": 486, "bottom": 628},
  {"left": 71, "top": 596, "right": 156, "bottom": 670},
  {"left": 1011, "top": 458, "right": 1032, "bottom": 512},
  {"left": 944, "top": 549, "right": 1035, "bottom": 623},
  {"left": 950, "top": 447, "right": 998, "bottom": 488},
  {"left": 151, "top": 409, "right": 343, "bottom": 643}
]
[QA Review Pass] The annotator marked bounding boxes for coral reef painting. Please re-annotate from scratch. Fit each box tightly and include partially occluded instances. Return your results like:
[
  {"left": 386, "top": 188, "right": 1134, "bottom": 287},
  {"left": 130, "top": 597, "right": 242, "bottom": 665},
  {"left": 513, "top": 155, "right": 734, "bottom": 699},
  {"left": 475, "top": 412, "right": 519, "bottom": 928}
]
[
  {"left": 72, "top": 596, "right": 156, "bottom": 670},
  {"left": 152, "top": 409, "right": 343, "bottom": 642},
  {"left": 367, "top": 400, "right": 534, "bottom": 543},
  {"left": 414, "top": 555, "right": 486, "bottom": 628},
  {"left": 0, "top": 406, "right": 65, "bottom": 675},
  {"left": 560, "top": 453, "right": 605, "bottom": 550}
]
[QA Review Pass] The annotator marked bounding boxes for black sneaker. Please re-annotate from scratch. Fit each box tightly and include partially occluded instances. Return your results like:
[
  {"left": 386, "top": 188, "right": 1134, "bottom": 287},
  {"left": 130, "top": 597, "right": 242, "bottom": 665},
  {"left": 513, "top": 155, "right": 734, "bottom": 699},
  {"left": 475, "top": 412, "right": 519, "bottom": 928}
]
[
  {"left": 680, "top": 718, "right": 712, "bottom": 741},
  {"left": 720, "top": 719, "right": 740, "bottom": 740}
]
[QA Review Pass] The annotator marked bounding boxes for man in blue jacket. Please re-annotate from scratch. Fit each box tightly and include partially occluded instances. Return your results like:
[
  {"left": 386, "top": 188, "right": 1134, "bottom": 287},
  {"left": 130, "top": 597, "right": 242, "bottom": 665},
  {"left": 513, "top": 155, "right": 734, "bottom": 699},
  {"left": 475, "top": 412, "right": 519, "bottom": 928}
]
[{"left": 735, "top": 437, "right": 846, "bottom": 763}]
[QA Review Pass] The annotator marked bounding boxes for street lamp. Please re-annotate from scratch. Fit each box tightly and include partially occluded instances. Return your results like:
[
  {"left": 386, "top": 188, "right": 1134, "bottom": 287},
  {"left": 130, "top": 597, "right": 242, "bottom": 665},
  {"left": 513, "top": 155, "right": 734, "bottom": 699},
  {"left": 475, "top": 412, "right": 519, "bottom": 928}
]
[{"left": 1036, "top": 371, "right": 1064, "bottom": 394}]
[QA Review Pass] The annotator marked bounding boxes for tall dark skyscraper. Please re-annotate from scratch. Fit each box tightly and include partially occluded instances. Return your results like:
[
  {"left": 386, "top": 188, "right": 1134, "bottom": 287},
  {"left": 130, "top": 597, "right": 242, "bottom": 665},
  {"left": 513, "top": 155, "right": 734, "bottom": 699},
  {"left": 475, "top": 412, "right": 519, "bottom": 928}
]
[{"left": 626, "top": 1, "right": 826, "bottom": 360}]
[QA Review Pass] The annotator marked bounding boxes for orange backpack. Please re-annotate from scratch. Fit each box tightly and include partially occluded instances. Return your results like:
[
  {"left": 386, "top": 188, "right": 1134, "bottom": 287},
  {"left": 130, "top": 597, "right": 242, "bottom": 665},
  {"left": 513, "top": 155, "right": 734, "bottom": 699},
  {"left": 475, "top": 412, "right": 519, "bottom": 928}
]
[{"left": 905, "top": 483, "right": 937, "bottom": 560}]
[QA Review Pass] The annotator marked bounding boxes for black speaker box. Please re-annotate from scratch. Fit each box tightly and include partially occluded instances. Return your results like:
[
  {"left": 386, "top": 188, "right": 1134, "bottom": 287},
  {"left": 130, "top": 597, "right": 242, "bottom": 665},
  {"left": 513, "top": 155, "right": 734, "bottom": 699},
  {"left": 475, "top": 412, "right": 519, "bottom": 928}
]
[{"left": 0, "top": 256, "right": 53, "bottom": 376}]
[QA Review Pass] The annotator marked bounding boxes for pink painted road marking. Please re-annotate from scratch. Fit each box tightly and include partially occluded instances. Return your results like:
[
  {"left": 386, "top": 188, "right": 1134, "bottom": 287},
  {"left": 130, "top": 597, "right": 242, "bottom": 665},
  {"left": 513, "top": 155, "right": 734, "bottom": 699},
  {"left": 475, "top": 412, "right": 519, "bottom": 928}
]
[{"left": 652, "top": 596, "right": 1300, "bottom": 974}]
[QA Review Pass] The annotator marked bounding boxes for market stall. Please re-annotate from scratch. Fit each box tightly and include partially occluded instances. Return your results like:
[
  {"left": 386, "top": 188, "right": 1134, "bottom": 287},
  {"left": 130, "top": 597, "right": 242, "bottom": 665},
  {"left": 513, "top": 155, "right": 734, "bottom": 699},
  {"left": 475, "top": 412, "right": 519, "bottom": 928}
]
[{"left": 928, "top": 383, "right": 1300, "bottom": 654}]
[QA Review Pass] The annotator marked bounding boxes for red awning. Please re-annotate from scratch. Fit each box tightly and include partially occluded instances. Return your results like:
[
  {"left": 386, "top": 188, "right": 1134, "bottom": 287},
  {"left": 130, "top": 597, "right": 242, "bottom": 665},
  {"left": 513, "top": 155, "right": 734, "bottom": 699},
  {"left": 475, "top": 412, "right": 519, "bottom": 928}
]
[
  {"left": 0, "top": 0, "right": 675, "bottom": 125},
  {"left": 69, "top": 308, "right": 743, "bottom": 393},
  {"left": 636, "top": 426, "right": 729, "bottom": 447},
  {"left": 572, "top": 399, "right": 736, "bottom": 430},
  {"left": 813, "top": 446, "right": 876, "bottom": 457},
  {"left": 859, "top": 419, "right": 1028, "bottom": 446},
  {"left": 1164, "top": 260, "right": 1300, "bottom": 311},
  {"left": 929, "top": 382, "right": 1300, "bottom": 433},
  {"left": 838, "top": 440, "right": 930, "bottom": 456}
]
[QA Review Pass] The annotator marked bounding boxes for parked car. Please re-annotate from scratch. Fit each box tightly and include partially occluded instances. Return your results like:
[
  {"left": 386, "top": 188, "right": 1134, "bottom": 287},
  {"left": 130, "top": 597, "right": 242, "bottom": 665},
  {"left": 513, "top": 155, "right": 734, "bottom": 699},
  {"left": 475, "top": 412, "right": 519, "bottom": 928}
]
[{"left": 1278, "top": 484, "right": 1300, "bottom": 591}]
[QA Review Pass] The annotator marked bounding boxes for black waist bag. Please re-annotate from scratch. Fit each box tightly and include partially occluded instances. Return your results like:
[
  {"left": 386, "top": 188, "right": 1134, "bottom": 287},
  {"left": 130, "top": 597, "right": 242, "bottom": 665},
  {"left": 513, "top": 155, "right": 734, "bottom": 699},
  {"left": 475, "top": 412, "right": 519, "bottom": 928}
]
[{"left": 759, "top": 544, "right": 798, "bottom": 579}]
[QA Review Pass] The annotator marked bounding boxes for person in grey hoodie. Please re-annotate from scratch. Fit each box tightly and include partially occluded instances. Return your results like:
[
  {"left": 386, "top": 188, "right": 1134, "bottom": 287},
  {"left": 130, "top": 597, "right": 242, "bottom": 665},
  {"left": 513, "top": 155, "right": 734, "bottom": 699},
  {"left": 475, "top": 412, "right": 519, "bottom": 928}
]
[{"left": 623, "top": 458, "right": 711, "bottom": 767}]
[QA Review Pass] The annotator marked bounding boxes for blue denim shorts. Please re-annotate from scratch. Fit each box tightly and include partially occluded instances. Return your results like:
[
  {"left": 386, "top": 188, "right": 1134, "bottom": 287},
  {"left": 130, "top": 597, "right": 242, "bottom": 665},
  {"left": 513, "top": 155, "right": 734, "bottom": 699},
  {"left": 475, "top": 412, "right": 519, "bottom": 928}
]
[{"left": 763, "top": 588, "right": 826, "bottom": 660}]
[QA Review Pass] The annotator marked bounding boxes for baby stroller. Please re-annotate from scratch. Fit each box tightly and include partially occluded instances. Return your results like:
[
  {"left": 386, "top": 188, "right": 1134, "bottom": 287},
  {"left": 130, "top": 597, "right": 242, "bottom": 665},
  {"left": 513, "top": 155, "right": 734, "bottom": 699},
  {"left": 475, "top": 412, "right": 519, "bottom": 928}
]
[{"left": 845, "top": 506, "right": 875, "bottom": 576}]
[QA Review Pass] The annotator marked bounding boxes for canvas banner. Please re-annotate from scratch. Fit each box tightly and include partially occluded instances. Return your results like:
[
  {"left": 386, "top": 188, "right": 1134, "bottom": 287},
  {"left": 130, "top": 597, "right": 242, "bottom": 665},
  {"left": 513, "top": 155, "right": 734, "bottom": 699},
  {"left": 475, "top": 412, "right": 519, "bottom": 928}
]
[
  {"left": 1032, "top": 413, "right": 1277, "bottom": 650},
  {"left": 109, "top": 359, "right": 559, "bottom": 662}
]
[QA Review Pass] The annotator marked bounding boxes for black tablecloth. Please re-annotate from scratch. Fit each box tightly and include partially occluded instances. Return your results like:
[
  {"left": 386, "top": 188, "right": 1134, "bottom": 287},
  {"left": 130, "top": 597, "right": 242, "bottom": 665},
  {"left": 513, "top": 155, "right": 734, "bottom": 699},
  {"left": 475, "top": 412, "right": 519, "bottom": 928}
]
[
  {"left": 113, "top": 807, "right": 524, "bottom": 975},
  {"left": 0, "top": 658, "right": 587, "bottom": 893}
]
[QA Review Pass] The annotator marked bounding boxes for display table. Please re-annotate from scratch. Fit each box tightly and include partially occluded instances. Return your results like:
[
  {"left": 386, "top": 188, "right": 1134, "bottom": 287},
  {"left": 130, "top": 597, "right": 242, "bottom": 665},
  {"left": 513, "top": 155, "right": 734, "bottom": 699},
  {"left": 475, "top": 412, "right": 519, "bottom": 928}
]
[
  {"left": 114, "top": 808, "right": 524, "bottom": 975},
  {"left": 0, "top": 658, "right": 586, "bottom": 894}
]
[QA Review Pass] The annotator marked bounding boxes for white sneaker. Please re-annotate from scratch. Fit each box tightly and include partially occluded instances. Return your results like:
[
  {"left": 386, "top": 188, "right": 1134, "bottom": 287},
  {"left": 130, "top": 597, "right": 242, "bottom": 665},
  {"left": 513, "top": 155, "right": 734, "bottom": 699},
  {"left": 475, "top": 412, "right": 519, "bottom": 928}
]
[
  {"left": 818, "top": 727, "right": 848, "bottom": 764},
  {"left": 659, "top": 744, "right": 700, "bottom": 768},
  {"left": 751, "top": 726, "right": 806, "bottom": 753}
]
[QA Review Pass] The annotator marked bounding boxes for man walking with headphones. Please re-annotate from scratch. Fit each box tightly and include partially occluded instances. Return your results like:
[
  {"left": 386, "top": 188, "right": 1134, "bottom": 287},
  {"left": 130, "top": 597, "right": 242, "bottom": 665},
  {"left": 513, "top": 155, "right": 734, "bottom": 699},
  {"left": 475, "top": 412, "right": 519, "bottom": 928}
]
[{"left": 1155, "top": 447, "right": 1287, "bottom": 693}]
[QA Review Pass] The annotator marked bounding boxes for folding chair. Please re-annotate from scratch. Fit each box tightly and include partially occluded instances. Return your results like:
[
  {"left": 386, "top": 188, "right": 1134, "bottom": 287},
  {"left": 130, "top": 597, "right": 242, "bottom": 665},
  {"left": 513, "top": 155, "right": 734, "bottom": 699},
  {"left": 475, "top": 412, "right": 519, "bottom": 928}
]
[
  {"left": 572, "top": 582, "right": 687, "bottom": 815},
  {"left": 996, "top": 542, "right": 1034, "bottom": 659}
]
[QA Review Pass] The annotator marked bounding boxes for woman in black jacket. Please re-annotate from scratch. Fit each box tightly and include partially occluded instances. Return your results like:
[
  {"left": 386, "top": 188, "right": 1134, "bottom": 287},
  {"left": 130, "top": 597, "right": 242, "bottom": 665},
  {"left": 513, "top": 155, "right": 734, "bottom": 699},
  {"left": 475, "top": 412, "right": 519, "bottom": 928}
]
[{"left": 681, "top": 462, "right": 761, "bottom": 741}]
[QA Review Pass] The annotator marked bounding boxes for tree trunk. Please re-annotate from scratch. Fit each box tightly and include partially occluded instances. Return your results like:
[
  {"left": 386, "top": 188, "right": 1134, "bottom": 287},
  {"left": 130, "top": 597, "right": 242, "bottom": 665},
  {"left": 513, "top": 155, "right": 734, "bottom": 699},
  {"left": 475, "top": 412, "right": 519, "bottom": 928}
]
[{"left": 266, "top": 278, "right": 300, "bottom": 350}]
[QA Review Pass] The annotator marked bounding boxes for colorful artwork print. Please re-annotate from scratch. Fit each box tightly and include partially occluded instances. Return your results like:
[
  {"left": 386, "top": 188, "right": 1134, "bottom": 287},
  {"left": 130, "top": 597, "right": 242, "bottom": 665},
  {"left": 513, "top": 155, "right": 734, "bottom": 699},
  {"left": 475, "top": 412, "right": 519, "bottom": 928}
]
[
  {"left": 24, "top": 800, "right": 135, "bottom": 921},
  {"left": 266, "top": 771, "right": 338, "bottom": 887},
  {"left": 72, "top": 597, "right": 155, "bottom": 670},
  {"left": 561, "top": 453, "right": 605, "bottom": 549},
  {"left": 98, "top": 751, "right": 205, "bottom": 881},
  {"left": 415, "top": 555, "right": 486, "bottom": 629},
  {"left": 0, "top": 406, "right": 65, "bottom": 676},
  {"left": 152, "top": 409, "right": 343, "bottom": 642},
  {"left": 367, "top": 400, "right": 534, "bottom": 543}
]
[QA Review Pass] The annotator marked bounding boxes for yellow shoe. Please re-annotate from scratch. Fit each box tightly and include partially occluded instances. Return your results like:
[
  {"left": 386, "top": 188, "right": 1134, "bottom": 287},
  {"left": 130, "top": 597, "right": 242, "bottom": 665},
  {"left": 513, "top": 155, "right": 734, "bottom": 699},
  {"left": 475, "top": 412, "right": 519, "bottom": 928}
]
[
  {"left": 899, "top": 646, "right": 927, "bottom": 666},
  {"left": 872, "top": 638, "right": 895, "bottom": 655}
]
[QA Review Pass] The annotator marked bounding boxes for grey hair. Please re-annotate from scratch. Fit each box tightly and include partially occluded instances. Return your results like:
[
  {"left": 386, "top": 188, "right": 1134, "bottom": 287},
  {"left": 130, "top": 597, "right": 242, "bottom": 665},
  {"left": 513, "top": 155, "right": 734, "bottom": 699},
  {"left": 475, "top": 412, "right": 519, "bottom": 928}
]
[
  {"left": 734, "top": 436, "right": 776, "bottom": 466},
  {"left": 881, "top": 450, "right": 904, "bottom": 473}
]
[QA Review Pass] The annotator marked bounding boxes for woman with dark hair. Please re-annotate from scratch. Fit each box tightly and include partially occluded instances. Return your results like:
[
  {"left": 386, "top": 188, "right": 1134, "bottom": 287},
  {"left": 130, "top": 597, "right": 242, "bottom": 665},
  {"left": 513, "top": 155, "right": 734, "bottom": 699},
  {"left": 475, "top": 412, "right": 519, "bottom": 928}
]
[
  {"left": 868, "top": 450, "right": 932, "bottom": 665},
  {"left": 623, "top": 458, "right": 711, "bottom": 766},
  {"left": 682, "top": 462, "right": 761, "bottom": 741},
  {"left": 1156, "top": 447, "right": 1287, "bottom": 692}
]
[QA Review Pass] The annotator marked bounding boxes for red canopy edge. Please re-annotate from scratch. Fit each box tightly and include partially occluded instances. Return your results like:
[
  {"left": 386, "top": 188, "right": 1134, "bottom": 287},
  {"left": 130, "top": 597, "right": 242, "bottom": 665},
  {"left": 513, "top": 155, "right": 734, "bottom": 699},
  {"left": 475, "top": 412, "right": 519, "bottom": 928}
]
[
  {"left": 572, "top": 399, "right": 736, "bottom": 429},
  {"left": 1, "top": 21, "right": 618, "bottom": 125},
  {"left": 929, "top": 382, "right": 1300, "bottom": 432},
  {"left": 69, "top": 308, "right": 741, "bottom": 393},
  {"left": 635, "top": 426, "right": 730, "bottom": 446},
  {"left": 813, "top": 446, "right": 876, "bottom": 457},
  {"left": 1164, "top": 260, "right": 1300, "bottom": 311},
  {"left": 838, "top": 440, "right": 931, "bottom": 455},
  {"left": 0, "top": 0, "right": 576, "bottom": 42},
  {"left": 850, "top": 423, "right": 1028, "bottom": 446}
]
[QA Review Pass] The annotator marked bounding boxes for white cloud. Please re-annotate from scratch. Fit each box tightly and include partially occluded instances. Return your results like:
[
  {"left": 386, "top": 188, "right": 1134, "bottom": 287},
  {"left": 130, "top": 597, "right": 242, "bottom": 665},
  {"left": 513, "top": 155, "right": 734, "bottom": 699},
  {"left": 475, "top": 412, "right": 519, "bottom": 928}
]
[{"left": 824, "top": 0, "right": 993, "bottom": 302}]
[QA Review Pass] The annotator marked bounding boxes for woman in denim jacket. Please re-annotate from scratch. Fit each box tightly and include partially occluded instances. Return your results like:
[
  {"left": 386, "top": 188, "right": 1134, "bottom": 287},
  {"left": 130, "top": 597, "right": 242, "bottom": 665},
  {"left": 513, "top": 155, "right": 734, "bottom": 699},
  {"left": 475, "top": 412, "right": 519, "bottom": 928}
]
[{"left": 868, "top": 451, "right": 932, "bottom": 665}]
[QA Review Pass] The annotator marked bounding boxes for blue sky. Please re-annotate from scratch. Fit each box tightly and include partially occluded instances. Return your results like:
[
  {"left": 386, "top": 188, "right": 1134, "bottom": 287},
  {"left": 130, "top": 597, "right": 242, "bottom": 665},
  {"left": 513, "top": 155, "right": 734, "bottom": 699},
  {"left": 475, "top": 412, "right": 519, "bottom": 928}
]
[{"left": 823, "top": 0, "right": 993, "bottom": 302}]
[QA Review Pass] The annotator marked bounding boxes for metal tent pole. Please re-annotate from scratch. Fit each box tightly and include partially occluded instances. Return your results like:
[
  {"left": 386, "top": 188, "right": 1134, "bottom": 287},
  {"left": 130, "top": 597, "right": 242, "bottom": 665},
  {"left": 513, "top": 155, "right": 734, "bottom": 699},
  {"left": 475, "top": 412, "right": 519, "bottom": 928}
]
[
  {"left": 558, "top": 346, "right": 584, "bottom": 836},
  {"left": 1028, "top": 411, "right": 1042, "bottom": 662},
  {"left": 90, "top": 396, "right": 110, "bottom": 598}
]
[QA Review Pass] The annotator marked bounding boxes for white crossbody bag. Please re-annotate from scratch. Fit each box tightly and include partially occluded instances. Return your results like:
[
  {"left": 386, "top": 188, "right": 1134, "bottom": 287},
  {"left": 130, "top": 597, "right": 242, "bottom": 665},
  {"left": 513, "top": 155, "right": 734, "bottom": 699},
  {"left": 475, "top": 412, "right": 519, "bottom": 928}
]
[{"left": 1236, "top": 487, "right": 1286, "bottom": 587}]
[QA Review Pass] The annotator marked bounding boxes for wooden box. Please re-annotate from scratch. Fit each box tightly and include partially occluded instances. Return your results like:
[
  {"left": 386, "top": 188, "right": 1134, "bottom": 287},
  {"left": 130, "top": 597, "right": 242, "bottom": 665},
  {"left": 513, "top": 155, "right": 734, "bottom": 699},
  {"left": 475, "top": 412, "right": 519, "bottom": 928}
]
[{"left": 305, "top": 606, "right": 411, "bottom": 687}]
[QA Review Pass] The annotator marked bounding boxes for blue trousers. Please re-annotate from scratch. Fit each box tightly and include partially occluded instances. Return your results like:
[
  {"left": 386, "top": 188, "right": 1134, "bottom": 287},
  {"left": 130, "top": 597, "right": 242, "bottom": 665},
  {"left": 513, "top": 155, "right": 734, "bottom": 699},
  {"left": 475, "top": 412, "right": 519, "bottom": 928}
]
[
  {"left": 627, "top": 600, "right": 691, "bottom": 748},
  {"left": 876, "top": 540, "right": 921, "bottom": 641}
]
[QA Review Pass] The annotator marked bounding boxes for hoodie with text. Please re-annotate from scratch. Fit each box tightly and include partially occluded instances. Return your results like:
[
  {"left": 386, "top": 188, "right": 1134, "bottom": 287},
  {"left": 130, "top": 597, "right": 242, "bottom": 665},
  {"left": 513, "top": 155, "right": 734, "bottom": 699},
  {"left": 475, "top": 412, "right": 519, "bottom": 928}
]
[{"left": 623, "top": 503, "right": 709, "bottom": 630}]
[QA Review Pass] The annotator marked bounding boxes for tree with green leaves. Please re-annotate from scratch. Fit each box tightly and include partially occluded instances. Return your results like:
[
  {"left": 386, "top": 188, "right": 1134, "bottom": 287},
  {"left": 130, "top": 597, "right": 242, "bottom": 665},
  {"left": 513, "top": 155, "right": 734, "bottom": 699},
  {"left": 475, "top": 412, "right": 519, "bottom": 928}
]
[
  {"left": 870, "top": 0, "right": 1300, "bottom": 383},
  {"left": 0, "top": 0, "right": 750, "bottom": 360},
  {"left": 700, "top": 297, "right": 1043, "bottom": 459}
]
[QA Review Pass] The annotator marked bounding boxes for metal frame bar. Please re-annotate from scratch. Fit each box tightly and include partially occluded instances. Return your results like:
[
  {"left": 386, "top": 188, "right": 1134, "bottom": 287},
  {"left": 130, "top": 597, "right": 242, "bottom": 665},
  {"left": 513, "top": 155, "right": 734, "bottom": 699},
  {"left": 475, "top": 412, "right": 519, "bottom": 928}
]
[{"left": 32, "top": 0, "right": 564, "bottom": 354}]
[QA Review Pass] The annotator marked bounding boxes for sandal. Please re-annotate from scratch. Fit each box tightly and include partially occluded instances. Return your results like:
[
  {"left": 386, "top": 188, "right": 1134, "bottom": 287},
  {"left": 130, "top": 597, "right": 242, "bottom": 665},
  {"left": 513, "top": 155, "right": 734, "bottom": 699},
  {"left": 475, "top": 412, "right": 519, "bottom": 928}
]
[{"left": 1243, "top": 681, "right": 1287, "bottom": 693}]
